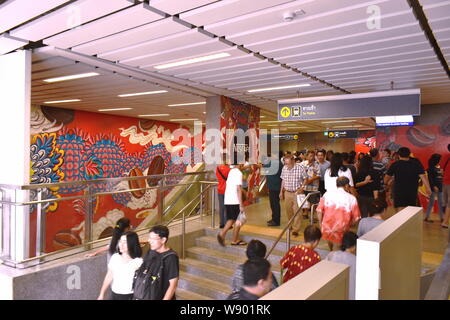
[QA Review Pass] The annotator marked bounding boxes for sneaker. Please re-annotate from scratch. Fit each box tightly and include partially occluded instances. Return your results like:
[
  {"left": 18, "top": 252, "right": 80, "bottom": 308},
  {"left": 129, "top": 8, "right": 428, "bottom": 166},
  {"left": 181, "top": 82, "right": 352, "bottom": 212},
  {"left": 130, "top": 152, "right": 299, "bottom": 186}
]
[
  {"left": 424, "top": 218, "right": 433, "bottom": 223},
  {"left": 267, "top": 221, "right": 280, "bottom": 227},
  {"left": 441, "top": 224, "right": 449, "bottom": 229}
]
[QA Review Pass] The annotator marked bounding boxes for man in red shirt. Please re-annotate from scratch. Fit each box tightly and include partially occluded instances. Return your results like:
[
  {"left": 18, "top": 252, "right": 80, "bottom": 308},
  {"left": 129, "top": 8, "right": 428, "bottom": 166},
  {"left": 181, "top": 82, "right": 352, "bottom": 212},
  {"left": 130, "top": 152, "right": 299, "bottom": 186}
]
[
  {"left": 280, "top": 225, "right": 322, "bottom": 283},
  {"left": 441, "top": 144, "right": 450, "bottom": 228},
  {"left": 216, "top": 154, "right": 231, "bottom": 229}
]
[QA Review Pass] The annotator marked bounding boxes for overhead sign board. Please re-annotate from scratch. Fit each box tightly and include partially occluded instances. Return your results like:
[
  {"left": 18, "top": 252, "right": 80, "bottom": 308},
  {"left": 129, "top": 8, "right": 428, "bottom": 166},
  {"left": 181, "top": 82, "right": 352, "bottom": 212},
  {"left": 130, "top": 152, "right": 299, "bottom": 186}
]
[
  {"left": 278, "top": 89, "right": 420, "bottom": 121},
  {"left": 326, "top": 130, "right": 358, "bottom": 139},
  {"left": 273, "top": 133, "right": 300, "bottom": 141}
]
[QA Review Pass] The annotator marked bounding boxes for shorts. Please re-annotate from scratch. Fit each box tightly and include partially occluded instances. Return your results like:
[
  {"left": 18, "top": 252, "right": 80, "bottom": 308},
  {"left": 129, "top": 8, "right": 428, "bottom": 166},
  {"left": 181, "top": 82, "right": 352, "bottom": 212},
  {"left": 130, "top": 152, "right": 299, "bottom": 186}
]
[
  {"left": 225, "top": 204, "right": 240, "bottom": 221},
  {"left": 443, "top": 184, "right": 450, "bottom": 208}
]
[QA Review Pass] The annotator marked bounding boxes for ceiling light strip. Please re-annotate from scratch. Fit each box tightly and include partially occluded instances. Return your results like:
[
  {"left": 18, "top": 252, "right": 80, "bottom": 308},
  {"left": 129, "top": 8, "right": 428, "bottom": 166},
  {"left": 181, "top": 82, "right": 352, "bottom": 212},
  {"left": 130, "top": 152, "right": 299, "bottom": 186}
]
[
  {"left": 43, "top": 72, "right": 100, "bottom": 83},
  {"left": 154, "top": 52, "right": 231, "bottom": 69},
  {"left": 168, "top": 102, "right": 206, "bottom": 106},
  {"left": 98, "top": 108, "right": 132, "bottom": 111},
  {"left": 44, "top": 99, "right": 81, "bottom": 104},
  {"left": 118, "top": 90, "right": 168, "bottom": 97}
]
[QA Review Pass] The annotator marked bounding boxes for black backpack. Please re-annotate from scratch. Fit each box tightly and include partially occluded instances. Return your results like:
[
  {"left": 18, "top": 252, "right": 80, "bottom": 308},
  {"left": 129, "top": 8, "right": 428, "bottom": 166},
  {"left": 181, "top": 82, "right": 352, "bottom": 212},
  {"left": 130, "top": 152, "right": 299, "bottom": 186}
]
[{"left": 132, "top": 250, "right": 176, "bottom": 300}]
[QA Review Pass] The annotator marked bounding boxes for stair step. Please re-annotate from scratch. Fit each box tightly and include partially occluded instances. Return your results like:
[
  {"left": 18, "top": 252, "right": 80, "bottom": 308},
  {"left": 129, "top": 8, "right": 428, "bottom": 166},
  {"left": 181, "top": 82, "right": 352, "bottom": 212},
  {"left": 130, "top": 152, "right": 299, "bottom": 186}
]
[
  {"left": 178, "top": 271, "right": 230, "bottom": 300},
  {"left": 186, "top": 246, "right": 282, "bottom": 274},
  {"left": 195, "top": 236, "right": 285, "bottom": 265},
  {"left": 180, "top": 258, "right": 234, "bottom": 284},
  {"left": 176, "top": 288, "right": 212, "bottom": 300}
]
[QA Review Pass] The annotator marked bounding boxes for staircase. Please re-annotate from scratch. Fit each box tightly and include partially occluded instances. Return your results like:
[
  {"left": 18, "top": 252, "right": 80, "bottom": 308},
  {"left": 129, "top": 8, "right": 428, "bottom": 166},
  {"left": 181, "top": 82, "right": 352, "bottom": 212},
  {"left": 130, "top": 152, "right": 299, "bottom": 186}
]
[{"left": 175, "top": 227, "right": 330, "bottom": 300}]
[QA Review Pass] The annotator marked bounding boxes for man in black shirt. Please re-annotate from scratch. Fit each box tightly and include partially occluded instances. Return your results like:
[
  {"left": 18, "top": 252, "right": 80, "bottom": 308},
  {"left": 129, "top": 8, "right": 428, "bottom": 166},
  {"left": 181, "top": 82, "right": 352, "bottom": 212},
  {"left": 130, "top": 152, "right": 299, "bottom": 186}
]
[
  {"left": 227, "top": 258, "right": 273, "bottom": 300},
  {"left": 147, "top": 225, "right": 179, "bottom": 300},
  {"left": 385, "top": 147, "right": 431, "bottom": 212}
]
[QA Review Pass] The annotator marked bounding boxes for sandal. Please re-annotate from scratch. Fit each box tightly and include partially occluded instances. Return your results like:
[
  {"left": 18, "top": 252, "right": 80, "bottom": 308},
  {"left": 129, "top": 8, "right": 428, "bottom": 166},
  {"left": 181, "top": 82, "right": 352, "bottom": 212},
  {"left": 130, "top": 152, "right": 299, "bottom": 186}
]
[
  {"left": 217, "top": 234, "right": 226, "bottom": 246},
  {"left": 231, "top": 240, "right": 247, "bottom": 246}
]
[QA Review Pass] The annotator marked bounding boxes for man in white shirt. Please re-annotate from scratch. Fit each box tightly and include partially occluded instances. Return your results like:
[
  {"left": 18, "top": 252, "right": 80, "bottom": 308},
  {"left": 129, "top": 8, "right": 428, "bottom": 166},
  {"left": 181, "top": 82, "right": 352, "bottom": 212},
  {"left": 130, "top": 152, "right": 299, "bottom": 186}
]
[{"left": 218, "top": 163, "right": 247, "bottom": 246}]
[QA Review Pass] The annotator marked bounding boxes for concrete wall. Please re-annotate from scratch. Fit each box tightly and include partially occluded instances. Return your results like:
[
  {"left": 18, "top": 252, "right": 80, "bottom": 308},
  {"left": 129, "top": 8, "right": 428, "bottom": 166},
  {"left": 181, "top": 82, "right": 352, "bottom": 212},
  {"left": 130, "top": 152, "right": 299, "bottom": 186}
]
[
  {"left": 0, "top": 222, "right": 205, "bottom": 300},
  {"left": 356, "top": 206, "right": 422, "bottom": 300},
  {"left": 260, "top": 260, "right": 349, "bottom": 300}
]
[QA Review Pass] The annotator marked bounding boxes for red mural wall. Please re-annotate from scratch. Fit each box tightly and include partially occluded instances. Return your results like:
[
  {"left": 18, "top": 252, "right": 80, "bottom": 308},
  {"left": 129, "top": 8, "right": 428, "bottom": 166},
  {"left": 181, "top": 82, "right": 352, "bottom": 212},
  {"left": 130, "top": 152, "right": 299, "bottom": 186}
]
[
  {"left": 220, "top": 96, "right": 261, "bottom": 205},
  {"left": 30, "top": 106, "right": 202, "bottom": 255}
]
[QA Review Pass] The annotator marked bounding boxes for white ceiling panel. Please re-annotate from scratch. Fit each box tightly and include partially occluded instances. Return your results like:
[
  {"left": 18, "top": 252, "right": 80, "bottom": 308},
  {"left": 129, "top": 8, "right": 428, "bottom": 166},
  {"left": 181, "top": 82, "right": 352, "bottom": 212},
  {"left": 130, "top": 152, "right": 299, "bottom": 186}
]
[
  {"left": 309, "top": 57, "right": 439, "bottom": 76},
  {"left": 71, "top": 17, "right": 189, "bottom": 56},
  {"left": 180, "top": 0, "right": 294, "bottom": 27},
  {"left": 150, "top": 0, "right": 218, "bottom": 15},
  {"left": 44, "top": 3, "right": 163, "bottom": 49},
  {"left": 327, "top": 70, "right": 446, "bottom": 84},
  {"left": 236, "top": 19, "right": 421, "bottom": 55},
  {"left": 189, "top": 65, "right": 281, "bottom": 82},
  {"left": 165, "top": 54, "right": 268, "bottom": 76},
  {"left": 298, "top": 51, "right": 436, "bottom": 73},
  {"left": 32, "top": 64, "right": 99, "bottom": 81},
  {"left": 142, "top": 46, "right": 249, "bottom": 71},
  {"left": 423, "top": 1, "right": 450, "bottom": 20},
  {"left": 277, "top": 41, "right": 431, "bottom": 66},
  {"left": 0, "top": 34, "right": 28, "bottom": 55},
  {"left": 0, "top": 0, "right": 70, "bottom": 34},
  {"left": 206, "top": 0, "right": 383, "bottom": 37},
  {"left": 174, "top": 59, "right": 269, "bottom": 79},
  {"left": 208, "top": 72, "right": 302, "bottom": 87},
  {"left": 122, "top": 38, "right": 234, "bottom": 68},
  {"left": 10, "top": 0, "right": 133, "bottom": 42},
  {"left": 98, "top": 29, "right": 209, "bottom": 61}
]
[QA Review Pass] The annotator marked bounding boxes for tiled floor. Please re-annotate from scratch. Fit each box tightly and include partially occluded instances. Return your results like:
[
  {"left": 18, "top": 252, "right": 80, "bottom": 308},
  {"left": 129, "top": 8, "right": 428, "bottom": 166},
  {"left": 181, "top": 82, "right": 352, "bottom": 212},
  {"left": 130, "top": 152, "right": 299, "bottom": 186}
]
[{"left": 240, "top": 196, "right": 448, "bottom": 266}]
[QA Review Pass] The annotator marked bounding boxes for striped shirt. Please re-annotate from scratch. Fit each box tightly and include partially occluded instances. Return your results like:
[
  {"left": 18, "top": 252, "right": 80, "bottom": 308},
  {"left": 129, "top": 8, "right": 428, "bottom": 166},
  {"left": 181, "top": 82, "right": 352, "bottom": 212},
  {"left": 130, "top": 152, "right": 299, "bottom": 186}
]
[
  {"left": 281, "top": 163, "right": 307, "bottom": 192},
  {"left": 372, "top": 160, "right": 386, "bottom": 191},
  {"left": 301, "top": 160, "right": 320, "bottom": 191}
]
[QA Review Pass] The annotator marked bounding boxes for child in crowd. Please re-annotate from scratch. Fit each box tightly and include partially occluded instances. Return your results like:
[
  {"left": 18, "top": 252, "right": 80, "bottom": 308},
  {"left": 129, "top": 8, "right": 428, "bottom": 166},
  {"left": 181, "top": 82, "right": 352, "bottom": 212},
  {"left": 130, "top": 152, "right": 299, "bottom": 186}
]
[
  {"left": 326, "top": 232, "right": 358, "bottom": 300},
  {"left": 357, "top": 198, "right": 386, "bottom": 237},
  {"left": 280, "top": 225, "right": 322, "bottom": 283}
]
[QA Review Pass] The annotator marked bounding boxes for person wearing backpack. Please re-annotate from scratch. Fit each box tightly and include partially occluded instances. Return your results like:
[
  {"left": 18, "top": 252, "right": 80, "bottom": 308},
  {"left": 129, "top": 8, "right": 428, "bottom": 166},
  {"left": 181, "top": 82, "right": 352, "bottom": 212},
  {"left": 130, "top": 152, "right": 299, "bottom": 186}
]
[
  {"left": 97, "top": 231, "right": 143, "bottom": 300},
  {"left": 132, "top": 225, "right": 179, "bottom": 300}
]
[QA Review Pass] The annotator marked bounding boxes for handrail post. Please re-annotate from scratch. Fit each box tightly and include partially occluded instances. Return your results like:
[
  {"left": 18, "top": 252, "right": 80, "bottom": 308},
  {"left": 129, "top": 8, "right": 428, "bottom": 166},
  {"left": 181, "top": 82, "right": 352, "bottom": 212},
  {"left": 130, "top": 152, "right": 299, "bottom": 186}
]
[
  {"left": 157, "top": 180, "right": 163, "bottom": 224},
  {"left": 200, "top": 182, "right": 203, "bottom": 220},
  {"left": 85, "top": 185, "right": 94, "bottom": 250},
  {"left": 36, "top": 188, "right": 45, "bottom": 256},
  {"left": 181, "top": 210, "right": 186, "bottom": 259},
  {"left": 211, "top": 186, "right": 216, "bottom": 228}
]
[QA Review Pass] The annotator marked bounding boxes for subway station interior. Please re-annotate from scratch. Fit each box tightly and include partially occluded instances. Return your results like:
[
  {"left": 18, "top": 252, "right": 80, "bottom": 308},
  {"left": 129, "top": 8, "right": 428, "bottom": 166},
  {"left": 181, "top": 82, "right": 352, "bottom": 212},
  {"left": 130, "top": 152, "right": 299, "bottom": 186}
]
[{"left": 0, "top": 0, "right": 449, "bottom": 301}]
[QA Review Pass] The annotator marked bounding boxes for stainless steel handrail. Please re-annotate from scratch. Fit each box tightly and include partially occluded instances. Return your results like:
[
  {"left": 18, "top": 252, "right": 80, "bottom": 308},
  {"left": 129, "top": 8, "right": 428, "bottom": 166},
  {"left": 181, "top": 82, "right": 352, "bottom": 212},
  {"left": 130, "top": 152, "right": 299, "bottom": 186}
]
[
  {"left": 164, "top": 184, "right": 212, "bottom": 227},
  {"left": 0, "top": 171, "right": 211, "bottom": 190},
  {"left": 0, "top": 171, "right": 217, "bottom": 268},
  {"left": 265, "top": 191, "right": 321, "bottom": 259}
]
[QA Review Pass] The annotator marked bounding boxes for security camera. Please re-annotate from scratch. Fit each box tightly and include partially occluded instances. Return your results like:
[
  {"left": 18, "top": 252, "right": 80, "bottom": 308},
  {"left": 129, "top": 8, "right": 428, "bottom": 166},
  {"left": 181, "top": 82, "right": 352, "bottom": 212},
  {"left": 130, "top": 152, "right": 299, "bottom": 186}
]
[{"left": 283, "top": 12, "right": 295, "bottom": 22}]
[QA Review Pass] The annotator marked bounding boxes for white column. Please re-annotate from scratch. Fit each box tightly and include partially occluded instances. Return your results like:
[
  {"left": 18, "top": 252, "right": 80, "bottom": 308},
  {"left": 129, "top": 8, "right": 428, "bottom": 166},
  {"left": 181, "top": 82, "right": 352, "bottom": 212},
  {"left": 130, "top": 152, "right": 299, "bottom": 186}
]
[{"left": 0, "top": 50, "right": 31, "bottom": 261}]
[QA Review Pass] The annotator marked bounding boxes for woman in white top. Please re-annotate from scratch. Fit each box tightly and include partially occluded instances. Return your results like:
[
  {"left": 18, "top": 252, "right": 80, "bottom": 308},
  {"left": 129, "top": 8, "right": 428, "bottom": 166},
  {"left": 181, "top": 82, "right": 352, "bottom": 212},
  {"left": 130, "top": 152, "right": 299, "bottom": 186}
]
[
  {"left": 324, "top": 153, "right": 354, "bottom": 192},
  {"left": 326, "top": 232, "right": 358, "bottom": 300},
  {"left": 98, "top": 231, "right": 143, "bottom": 300}
]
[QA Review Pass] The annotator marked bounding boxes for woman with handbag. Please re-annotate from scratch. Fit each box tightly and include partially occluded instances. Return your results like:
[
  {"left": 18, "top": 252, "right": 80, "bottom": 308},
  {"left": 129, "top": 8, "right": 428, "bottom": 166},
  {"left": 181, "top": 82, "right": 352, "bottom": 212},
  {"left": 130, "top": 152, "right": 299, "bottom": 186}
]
[{"left": 217, "top": 163, "right": 247, "bottom": 246}]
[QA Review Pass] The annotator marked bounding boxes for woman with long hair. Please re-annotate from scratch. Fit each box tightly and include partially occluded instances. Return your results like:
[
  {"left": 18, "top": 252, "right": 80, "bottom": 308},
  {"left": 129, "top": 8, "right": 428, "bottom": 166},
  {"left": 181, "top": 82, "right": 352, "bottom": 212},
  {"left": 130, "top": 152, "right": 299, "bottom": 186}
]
[
  {"left": 355, "top": 155, "right": 380, "bottom": 218},
  {"left": 424, "top": 153, "right": 444, "bottom": 223},
  {"left": 324, "top": 153, "right": 354, "bottom": 193},
  {"left": 98, "top": 231, "right": 143, "bottom": 300},
  {"left": 85, "top": 217, "right": 131, "bottom": 260}
]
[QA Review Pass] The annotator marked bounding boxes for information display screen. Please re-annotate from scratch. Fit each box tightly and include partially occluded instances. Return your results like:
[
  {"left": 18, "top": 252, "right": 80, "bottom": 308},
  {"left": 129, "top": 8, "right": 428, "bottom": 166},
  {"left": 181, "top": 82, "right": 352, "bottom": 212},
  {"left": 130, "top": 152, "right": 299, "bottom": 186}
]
[{"left": 375, "top": 115, "right": 414, "bottom": 127}]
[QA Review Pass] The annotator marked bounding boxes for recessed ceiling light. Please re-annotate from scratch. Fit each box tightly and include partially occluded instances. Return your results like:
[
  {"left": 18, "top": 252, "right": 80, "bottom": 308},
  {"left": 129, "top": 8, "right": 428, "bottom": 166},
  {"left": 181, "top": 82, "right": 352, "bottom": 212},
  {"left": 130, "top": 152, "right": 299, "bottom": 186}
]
[
  {"left": 321, "top": 120, "right": 356, "bottom": 124},
  {"left": 118, "top": 90, "right": 168, "bottom": 97},
  {"left": 44, "top": 99, "right": 81, "bottom": 104},
  {"left": 138, "top": 114, "right": 170, "bottom": 117},
  {"left": 248, "top": 83, "right": 311, "bottom": 93},
  {"left": 168, "top": 102, "right": 206, "bottom": 107},
  {"left": 260, "top": 115, "right": 266, "bottom": 118},
  {"left": 154, "top": 52, "right": 231, "bottom": 69},
  {"left": 169, "top": 118, "right": 199, "bottom": 122},
  {"left": 43, "top": 72, "right": 99, "bottom": 83},
  {"left": 98, "top": 108, "right": 132, "bottom": 111}
]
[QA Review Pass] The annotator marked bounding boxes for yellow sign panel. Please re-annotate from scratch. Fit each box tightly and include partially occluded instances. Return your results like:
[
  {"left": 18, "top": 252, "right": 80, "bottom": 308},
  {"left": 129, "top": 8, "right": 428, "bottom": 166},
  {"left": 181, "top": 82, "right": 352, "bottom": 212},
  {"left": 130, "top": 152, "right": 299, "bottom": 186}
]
[
  {"left": 328, "top": 132, "right": 335, "bottom": 138},
  {"left": 280, "top": 107, "right": 291, "bottom": 118}
]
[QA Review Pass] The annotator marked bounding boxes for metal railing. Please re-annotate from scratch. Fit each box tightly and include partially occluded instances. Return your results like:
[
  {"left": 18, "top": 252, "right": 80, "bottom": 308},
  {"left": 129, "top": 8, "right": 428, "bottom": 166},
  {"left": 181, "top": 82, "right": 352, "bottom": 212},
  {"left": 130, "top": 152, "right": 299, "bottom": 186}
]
[
  {"left": 0, "top": 171, "right": 217, "bottom": 268},
  {"left": 265, "top": 191, "right": 321, "bottom": 259}
]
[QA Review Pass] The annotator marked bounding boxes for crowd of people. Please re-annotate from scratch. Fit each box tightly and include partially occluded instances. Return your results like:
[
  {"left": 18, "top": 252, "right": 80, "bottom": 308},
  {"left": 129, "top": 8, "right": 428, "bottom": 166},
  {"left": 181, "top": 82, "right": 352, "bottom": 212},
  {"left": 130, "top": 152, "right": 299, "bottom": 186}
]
[{"left": 88, "top": 144, "right": 449, "bottom": 300}]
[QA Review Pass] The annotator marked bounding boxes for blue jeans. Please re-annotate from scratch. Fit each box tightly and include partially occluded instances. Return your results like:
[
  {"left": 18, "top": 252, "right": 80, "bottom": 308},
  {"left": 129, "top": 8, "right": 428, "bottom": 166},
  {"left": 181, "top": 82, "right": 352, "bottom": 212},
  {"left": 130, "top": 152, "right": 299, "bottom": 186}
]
[{"left": 425, "top": 191, "right": 444, "bottom": 219}]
